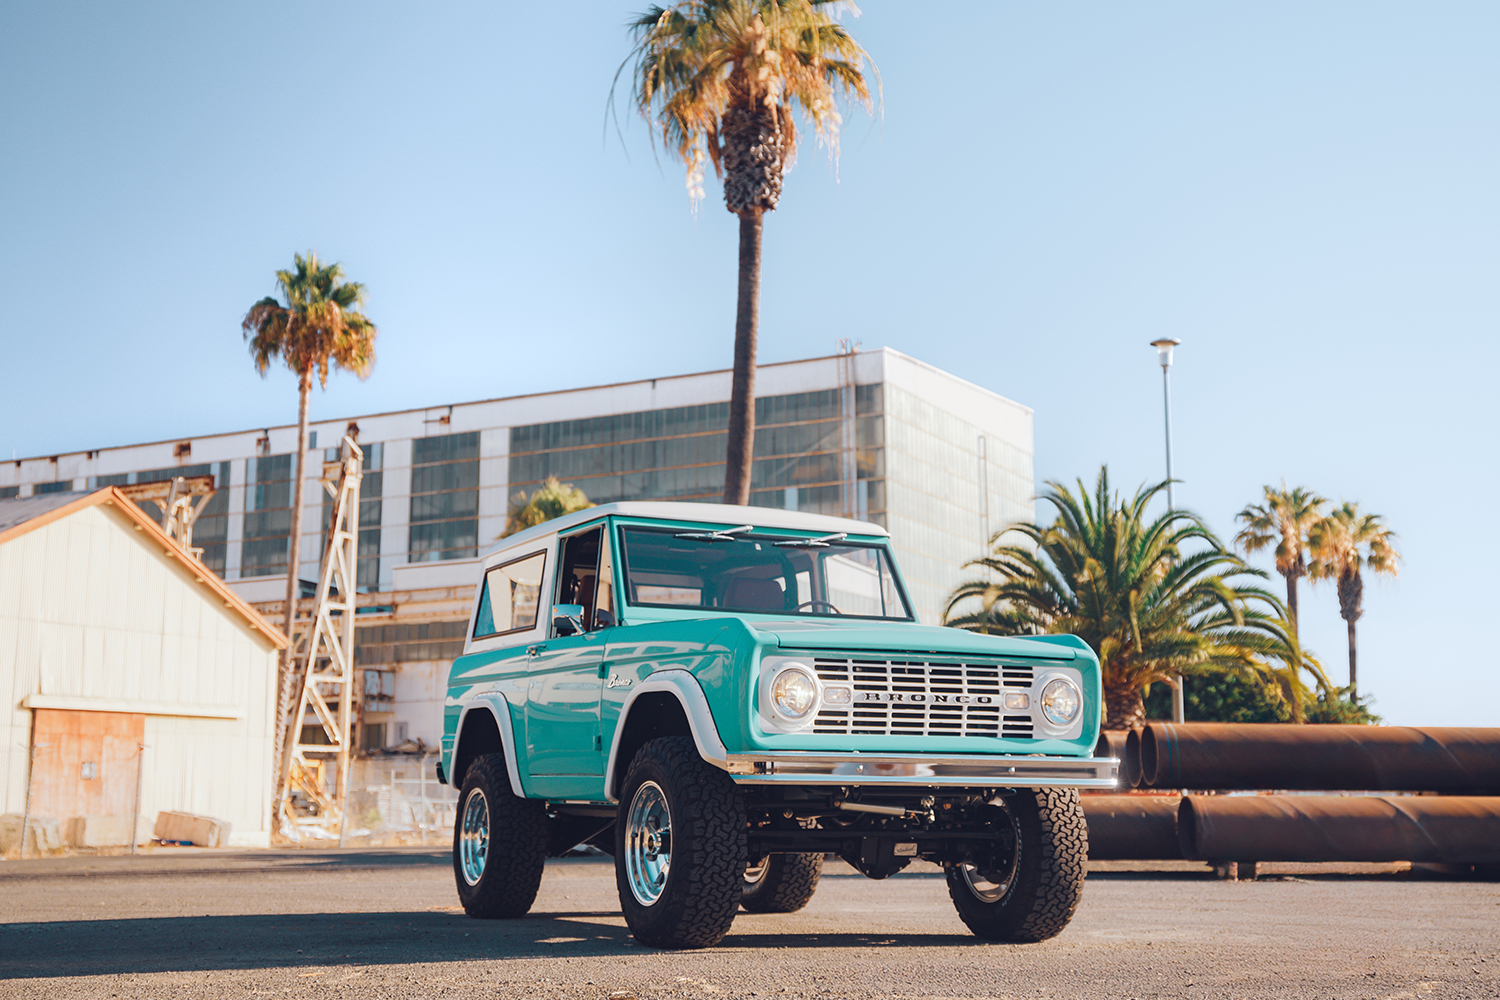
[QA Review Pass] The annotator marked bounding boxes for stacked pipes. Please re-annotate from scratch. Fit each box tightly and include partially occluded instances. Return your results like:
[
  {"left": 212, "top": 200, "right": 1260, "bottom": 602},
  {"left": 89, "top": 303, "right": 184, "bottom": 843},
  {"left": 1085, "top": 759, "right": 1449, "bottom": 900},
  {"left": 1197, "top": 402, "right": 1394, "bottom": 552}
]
[{"left": 1082, "top": 724, "right": 1500, "bottom": 868}]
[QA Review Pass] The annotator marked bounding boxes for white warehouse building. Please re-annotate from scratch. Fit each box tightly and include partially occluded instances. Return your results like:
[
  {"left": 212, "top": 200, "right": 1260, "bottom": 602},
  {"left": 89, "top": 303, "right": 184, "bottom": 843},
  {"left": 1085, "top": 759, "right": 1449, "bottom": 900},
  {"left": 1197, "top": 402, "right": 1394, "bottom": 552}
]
[
  {"left": 1, "top": 349, "right": 1034, "bottom": 754},
  {"left": 0, "top": 489, "right": 285, "bottom": 850}
]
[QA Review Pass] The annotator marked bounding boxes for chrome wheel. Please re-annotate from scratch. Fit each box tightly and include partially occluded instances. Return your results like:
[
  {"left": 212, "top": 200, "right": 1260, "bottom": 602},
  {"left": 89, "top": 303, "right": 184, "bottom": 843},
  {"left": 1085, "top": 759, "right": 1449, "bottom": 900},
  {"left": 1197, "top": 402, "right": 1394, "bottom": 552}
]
[
  {"left": 744, "top": 857, "right": 769, "bottom": 885},
  {"left": 459, "top": 787, "right": 490, "bottom": 886},
  {"left": 624, "top": 780, "right": 672, "bottom": 905},
  {"left": 957, "top": 807, "right": 1020, "bottom": 903},
  {"left": 959, "top": 860, "right": 1013, "bottom": 903}
]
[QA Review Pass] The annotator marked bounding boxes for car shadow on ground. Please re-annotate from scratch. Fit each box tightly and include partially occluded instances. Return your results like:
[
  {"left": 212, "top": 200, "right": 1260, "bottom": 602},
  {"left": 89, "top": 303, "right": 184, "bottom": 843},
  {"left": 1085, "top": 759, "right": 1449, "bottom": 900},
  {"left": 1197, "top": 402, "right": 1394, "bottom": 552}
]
[{"left": 1, "top": 909, "right": 990, "bottom": 978}]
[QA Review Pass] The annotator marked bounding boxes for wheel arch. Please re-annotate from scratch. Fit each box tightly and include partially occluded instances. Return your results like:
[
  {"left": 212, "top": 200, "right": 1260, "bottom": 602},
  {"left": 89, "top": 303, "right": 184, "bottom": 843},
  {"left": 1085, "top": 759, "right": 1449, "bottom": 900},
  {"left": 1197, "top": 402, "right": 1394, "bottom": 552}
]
[
  {"left": 452, "top": 696, "right": 526, "bottom": 798},
  {"left": 605, "top": 670, "right": 729, "bottom": 802}
]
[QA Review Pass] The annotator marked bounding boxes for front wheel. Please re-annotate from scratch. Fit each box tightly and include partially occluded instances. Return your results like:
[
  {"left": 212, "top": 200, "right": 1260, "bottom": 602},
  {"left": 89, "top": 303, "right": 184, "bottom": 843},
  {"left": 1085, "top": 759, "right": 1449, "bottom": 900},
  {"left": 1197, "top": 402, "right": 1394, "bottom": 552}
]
[
  {"left": 453, "top": 753, "right": 547, "bottom": 918},
  {"left": 615, "top": 737, "right": 746, "bottom": 949},
  {"left": 741, "top": 853, "right": 824, "bottom": 913},
  {"left": 945, "top": 787, "right": 1088, "bottom": 942}
]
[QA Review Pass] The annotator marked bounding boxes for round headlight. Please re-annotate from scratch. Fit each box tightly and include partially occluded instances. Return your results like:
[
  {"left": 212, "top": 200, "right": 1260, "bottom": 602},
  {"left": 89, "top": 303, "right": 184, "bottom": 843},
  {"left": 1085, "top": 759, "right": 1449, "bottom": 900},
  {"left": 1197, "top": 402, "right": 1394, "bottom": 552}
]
[
  {"left": 771, "top": 667, "right": 819, "bottom": 720},
  {"left": 1040, "top": 677, "right": 1081, "bottom": 727}
]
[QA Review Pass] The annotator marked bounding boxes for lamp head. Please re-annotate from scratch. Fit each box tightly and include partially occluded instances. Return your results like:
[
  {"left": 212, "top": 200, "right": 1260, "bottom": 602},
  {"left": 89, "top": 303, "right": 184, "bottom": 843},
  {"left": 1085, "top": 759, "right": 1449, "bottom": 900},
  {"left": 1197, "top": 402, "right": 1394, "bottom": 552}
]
[{"left": 1150, "top": 338, "right": 1181, "bottom": 370}]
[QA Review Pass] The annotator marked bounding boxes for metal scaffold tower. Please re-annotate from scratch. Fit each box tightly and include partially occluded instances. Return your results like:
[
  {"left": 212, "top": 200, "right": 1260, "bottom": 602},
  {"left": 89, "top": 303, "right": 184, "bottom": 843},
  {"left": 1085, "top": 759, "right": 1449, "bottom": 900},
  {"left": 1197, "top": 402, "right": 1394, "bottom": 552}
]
[
  {"left": 274, "top": 434, "right": 362, "bottom": 839},
  {"left": 118, "top": 474, "right": 217, "bottom": 558}
]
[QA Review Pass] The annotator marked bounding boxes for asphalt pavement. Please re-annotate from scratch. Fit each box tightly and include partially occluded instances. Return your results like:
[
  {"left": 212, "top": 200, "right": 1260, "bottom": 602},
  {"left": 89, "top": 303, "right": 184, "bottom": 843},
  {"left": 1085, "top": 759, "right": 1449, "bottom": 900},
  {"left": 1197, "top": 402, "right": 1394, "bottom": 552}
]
[{"left": 1, "top": 850, "right": 1496, "bottom": 999}]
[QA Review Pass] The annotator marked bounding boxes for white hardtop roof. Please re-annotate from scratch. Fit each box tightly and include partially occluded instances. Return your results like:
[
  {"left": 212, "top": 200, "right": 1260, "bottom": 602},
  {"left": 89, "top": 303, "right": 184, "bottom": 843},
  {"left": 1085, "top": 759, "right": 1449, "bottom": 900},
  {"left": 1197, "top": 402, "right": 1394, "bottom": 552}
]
[{"left": 482, "top": 501, "right": 887, "bottom": 563}]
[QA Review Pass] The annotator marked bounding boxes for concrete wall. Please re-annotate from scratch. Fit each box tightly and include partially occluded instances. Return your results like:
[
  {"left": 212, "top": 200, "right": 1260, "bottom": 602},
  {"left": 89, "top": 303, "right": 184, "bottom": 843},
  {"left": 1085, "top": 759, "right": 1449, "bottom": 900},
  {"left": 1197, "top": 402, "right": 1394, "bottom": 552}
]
[{"left": 0, "top": 503, "right": 279, "bottom": 846}]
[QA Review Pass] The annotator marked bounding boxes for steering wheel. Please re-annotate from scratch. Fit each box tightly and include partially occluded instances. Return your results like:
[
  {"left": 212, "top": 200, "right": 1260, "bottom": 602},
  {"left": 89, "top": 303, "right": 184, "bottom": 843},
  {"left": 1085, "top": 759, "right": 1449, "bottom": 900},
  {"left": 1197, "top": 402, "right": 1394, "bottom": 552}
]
[{"left": 796, "top": 600, "right": 842, "bottom": 615}]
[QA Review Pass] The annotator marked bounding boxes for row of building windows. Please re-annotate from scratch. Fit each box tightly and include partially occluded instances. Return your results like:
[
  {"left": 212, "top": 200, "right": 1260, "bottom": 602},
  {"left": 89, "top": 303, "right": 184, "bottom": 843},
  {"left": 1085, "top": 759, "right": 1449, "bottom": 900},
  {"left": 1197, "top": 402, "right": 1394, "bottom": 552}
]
[
  {"left": 354, "top": 619, "right": 468, "bottom": 666},
  {"left": 508, "top": 387, "right": 887, "bottom": 526},
  {"left": 4, "top": 384, "right": 1020, "bottom": 620},
  {"left": 409, "top": 432, "right": 479, "bottom": 564}
]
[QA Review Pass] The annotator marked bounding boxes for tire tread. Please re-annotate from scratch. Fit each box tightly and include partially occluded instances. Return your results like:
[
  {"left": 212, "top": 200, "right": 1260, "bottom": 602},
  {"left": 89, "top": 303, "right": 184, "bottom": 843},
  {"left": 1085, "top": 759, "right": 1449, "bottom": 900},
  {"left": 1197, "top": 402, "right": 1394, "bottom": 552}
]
[
  {"left": 454, "top": 753, "right": 547, "bottom": 919},
  {"left": 616, "top": 737, "right": 746, "bottom": 949},
  {"left": 741, "top": 853, "right": 823, "bottom": 913},
  {"left": 946, "top": 786, "right": 1088, "bottom": 943}
]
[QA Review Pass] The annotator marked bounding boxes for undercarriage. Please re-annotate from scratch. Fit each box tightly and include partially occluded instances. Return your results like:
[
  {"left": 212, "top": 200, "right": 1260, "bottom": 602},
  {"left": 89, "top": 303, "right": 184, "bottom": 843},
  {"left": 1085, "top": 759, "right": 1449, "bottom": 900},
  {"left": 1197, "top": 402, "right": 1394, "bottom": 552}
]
[{"left": 549, "top": 785, "right": 1025, "bottom": 883}]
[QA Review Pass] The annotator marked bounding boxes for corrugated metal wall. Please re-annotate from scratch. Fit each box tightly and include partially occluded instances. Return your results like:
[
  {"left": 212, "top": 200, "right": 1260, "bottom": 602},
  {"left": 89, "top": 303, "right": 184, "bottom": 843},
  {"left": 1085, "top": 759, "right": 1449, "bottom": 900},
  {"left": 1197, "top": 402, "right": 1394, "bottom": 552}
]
[{"left": 0, "top": 503, "right": 279, "bottom": 844}]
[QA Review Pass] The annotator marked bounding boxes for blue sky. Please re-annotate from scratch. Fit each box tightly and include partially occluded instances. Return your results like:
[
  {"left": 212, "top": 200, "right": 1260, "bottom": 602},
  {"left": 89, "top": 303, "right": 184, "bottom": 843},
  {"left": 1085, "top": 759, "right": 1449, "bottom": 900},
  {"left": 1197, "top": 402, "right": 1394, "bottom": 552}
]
[{"left": 2, "top": 3, "right": 1495, "bottom": 725}]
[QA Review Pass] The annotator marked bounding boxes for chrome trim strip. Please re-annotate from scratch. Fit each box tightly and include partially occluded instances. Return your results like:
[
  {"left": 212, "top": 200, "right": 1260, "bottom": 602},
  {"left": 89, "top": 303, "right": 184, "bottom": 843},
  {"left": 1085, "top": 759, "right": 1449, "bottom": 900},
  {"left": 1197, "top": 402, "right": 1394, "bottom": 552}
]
[{"left": 725, "top": 752, "right": 1119, "bottom": 789}]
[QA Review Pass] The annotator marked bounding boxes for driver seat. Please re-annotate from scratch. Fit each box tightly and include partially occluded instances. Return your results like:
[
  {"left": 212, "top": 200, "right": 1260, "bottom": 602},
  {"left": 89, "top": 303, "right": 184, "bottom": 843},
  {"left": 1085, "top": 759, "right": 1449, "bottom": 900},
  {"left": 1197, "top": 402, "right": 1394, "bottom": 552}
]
[{"left": 720, "top": 577, "right": 785, "bottom": 612}]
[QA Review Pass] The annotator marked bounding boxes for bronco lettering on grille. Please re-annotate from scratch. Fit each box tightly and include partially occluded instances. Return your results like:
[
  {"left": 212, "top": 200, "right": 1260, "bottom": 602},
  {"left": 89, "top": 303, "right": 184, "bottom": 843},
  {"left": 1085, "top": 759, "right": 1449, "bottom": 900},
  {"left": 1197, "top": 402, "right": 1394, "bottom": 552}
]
[{"left": 854, "top": 692, "right": 997, "bottom": 705}]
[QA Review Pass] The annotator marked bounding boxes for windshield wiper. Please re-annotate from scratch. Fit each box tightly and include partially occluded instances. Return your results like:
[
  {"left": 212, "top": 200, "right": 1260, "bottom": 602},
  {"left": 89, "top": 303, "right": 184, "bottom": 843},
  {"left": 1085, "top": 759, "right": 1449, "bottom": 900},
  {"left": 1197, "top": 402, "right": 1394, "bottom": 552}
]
[
  {"left": 774, "top": 532, "right": 847, "bottom": 549},
  {"left": 674, "top": 524, "right": 755, "bottom": 543}
]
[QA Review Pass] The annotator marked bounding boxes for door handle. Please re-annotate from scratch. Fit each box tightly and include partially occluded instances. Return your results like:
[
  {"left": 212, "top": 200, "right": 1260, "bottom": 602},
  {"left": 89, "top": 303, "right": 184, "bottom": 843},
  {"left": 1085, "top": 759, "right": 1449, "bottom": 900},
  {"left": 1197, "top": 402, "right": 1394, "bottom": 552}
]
[{"left": 527, "top": 644, "right": 546, "bottom": 656}]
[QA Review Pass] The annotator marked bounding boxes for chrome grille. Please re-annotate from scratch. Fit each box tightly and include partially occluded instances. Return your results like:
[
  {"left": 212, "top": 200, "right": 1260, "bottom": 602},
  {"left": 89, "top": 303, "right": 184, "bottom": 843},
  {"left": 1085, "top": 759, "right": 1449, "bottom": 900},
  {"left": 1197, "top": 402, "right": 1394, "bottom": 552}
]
[{"left": 810, "top": 655, "right": 1036, "bottom": 739}]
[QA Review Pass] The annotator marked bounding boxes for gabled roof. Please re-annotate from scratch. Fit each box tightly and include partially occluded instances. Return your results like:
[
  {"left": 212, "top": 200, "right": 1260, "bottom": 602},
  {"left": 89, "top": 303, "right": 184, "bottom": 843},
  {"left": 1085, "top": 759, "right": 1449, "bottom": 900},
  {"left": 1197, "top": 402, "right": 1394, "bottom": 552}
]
[
  {"left": 0, "top": 487, "right": 288, "bottom": 649},
  {"left": 0, "top": 490, "right": 90, "bottom": 535}
]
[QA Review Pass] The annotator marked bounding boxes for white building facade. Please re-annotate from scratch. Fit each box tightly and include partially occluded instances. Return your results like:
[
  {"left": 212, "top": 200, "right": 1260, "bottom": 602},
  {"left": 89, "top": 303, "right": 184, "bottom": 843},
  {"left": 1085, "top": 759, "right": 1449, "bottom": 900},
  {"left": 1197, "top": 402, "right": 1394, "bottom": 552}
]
[{"left": 3, "top": 350, "right": 1034, "bottom": 751}]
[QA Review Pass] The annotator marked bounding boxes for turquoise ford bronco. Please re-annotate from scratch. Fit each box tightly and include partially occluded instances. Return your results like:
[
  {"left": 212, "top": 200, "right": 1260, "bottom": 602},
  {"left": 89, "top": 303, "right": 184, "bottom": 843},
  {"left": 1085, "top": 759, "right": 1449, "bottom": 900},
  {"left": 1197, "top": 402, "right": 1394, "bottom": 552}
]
[{"left": 439, "top": 502, "right": 1115, "bottom": 949}]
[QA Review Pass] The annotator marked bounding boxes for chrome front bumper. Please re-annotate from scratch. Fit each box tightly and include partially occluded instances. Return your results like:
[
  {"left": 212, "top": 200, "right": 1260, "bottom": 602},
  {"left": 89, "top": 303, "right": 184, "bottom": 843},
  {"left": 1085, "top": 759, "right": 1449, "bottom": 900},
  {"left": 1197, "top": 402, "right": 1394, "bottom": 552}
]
[{"left": 725, "top": 752, "right": 1119, "bottom": 789}]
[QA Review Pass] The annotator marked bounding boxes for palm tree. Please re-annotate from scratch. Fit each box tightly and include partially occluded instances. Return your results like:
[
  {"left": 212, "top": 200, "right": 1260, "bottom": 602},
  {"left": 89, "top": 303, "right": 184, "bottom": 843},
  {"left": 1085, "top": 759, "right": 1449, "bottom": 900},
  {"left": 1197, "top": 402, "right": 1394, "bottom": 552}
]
[
  {"left": 502, "top": 477, "right": 595, "bottom": 538},
  {"left": 622, "top": 1, "right": 874, "bottom": 504},
  {"left": 1307, "top": 502, "right": 1400, "bottom": 694},
  {"left": 944, "top": 468, "right": 1325, "bottom": 729},
  {"left": 1233, "top": 484, "right": 1327, "bottom": 634},
  {"left": 243, "top": 251, "right": 377, "bottom": 771}
]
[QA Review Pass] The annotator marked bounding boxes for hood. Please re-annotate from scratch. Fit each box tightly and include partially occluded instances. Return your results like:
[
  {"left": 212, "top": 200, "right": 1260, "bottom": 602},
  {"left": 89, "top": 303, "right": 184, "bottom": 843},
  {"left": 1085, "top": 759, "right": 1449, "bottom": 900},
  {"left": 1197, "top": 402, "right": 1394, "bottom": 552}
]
[{"left": 748, "top": 619, "right": 1079, "bottom": 660}]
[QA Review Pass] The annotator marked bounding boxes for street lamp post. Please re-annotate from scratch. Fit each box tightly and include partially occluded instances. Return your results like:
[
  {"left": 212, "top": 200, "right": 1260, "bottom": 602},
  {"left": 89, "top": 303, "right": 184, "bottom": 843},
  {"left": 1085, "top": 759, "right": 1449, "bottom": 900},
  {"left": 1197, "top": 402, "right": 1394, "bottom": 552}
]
[{"left": 1151, "top": 338, "right": 1185, "bottom": 725}]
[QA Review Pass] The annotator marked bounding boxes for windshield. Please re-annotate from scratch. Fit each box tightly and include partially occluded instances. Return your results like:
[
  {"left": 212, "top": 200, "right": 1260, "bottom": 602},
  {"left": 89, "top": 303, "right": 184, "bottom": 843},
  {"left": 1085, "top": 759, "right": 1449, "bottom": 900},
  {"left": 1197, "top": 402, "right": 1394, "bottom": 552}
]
[{"left": 618, "top": 526, "right": 912, "bottom": 621}]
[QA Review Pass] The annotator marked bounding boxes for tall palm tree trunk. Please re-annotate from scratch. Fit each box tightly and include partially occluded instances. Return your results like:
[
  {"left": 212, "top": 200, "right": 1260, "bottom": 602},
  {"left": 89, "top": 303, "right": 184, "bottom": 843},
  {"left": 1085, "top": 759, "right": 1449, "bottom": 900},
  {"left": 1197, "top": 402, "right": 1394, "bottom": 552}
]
[
  {"left": 1337, "top": 569, "right": 1363, "bottom": 695},
  {"left": 272, "top": 375, "right": 312, "bottom": 805},
  {"left": 1346, "top": 618, "right": 1358, "bottom": 694},
  {"left": 1285, "top": 571, "right": 1300, "bottom": 635},
  {"left": 722, "top": 211, "right": 763, "bottom": 505}
]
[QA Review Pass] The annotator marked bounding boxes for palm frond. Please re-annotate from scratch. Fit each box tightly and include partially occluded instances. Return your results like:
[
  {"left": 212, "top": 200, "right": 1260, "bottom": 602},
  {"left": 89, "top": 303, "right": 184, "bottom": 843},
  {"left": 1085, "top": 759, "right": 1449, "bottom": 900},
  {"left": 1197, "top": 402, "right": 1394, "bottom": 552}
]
[{"left": 944, "top": 465, "right": 1319, "bottom": 727}]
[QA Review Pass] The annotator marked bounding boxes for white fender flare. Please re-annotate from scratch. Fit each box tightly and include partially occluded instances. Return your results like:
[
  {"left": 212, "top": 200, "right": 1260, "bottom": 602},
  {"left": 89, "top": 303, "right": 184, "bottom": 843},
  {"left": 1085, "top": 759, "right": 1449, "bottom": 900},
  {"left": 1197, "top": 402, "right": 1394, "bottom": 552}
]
[
  {"left": 453, "top": 695, "right": 526, "bottom": 798},
  {"left": 604, "top": 669, "right": 729, "bottom": 802}
]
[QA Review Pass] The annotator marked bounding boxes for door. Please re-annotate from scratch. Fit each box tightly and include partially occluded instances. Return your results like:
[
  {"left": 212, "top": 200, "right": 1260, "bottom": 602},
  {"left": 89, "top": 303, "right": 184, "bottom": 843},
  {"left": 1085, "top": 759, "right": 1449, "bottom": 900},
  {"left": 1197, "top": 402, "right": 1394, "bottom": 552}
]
[
  {"left": 525, "top": 633, "right": 607, "bottom": 775},
  {"left": 524, "top": 524, "right": 612, "bottom": 776},
  {"left": 29, "top": 709, "right": 145, "bottom": 820}
]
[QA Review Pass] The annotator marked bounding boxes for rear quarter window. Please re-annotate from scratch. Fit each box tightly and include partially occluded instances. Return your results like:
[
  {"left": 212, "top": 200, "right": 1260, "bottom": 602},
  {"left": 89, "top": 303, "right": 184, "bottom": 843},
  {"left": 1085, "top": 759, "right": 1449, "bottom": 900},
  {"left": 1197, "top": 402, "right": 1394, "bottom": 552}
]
[{"left": 472, "top": 550, "right": 547, "bottom": 639}]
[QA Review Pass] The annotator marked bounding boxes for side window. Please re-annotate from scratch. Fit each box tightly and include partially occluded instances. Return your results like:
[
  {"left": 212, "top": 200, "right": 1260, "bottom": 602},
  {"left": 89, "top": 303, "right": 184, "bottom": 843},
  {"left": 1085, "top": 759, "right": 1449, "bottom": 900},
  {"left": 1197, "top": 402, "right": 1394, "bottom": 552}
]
[
  {"left": 472, "top": 551, "right": 547, "bottom": 639},
  {"left": 554, "top": 526, "right": 614, "bottom": 636},
  {"left": 472, "top": 578, "right": 496, "bottom": 638}
]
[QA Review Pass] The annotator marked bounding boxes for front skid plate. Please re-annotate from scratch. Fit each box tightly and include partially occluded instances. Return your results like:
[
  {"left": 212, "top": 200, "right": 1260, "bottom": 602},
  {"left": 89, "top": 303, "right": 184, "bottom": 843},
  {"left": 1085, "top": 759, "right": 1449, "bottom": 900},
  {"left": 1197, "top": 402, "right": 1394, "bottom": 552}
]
[{"left": 725, "top": 753, "right": 1119, "bottom": 789}]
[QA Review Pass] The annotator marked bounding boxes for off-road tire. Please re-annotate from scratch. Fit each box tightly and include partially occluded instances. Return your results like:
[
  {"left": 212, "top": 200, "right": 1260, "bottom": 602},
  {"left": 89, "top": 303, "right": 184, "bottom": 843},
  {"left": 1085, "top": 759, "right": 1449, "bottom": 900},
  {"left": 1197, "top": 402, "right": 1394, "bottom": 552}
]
[
  {"left": 615, "top": 737, "right": 746, "bottom": 949},
  {"left": 946, "top": 787, "right": 1088, "bottom": 942},
  {"left": 453, "top": 752, "right": 547, "bottom": 918},
  {"left": 741, "top": 853, "right": 823, "bottom": 913}
]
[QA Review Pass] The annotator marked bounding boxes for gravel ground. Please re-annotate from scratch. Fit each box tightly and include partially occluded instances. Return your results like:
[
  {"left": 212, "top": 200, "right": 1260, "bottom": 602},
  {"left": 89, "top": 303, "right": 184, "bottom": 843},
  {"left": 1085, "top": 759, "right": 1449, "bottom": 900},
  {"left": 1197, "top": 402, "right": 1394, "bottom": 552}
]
[{"left": 1, "top": 850, "right": 1496, "bottom": 999}]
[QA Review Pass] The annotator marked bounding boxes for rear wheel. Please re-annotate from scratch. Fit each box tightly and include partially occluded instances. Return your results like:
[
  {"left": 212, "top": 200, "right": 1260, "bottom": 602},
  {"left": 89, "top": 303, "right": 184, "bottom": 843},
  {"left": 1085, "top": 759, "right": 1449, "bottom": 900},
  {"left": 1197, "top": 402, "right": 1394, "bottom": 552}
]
[
  {"left": 741, "top": 853, "right": 823, "bottom": 913},
  {"left": 453, "top": 753, "right": 547, "bottom": 918},
  {"left": 946, "top": 787, "right": 1088, "bottom": 942},
  {"left": 615, "top": 737, "right": 746, "bottom": 949}
]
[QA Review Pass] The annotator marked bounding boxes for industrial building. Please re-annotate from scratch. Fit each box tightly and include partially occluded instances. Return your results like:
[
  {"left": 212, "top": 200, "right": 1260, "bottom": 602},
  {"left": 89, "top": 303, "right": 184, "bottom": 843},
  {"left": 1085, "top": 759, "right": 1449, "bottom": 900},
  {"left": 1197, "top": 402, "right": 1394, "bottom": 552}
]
[
  {"left": 1, "top": 349, "right": 1034, "bottom": 759},
  {"left": 0, "top": 488, "right": 285, "bottom": 850}
]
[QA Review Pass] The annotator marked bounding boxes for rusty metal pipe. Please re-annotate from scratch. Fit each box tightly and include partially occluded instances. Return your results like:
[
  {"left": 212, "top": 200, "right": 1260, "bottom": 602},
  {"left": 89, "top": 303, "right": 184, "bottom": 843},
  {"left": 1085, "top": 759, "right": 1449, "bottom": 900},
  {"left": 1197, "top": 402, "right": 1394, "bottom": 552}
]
[
  {"left": 1081, "top": 795, "right": 1182, "bottom": 859},
  {"left": 1179, "top": 795, "right": 1500, "bottom": 863},
  {"left": 1095, "top": 730, "right": 1131, "bottom": 763},
  {"left": 1123, "top": 728, "right": 1144, "bottom": 788},
  {"left": 1142, "top": 723, "right": 1500, "bottom": 792}
]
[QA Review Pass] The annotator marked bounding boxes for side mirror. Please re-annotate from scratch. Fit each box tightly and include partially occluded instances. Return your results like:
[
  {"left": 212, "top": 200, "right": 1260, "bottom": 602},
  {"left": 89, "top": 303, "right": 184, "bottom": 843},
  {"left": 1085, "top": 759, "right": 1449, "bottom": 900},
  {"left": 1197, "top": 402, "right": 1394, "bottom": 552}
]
[{"left": 552, "top": 603, "right": 586, "bottom": 636}]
